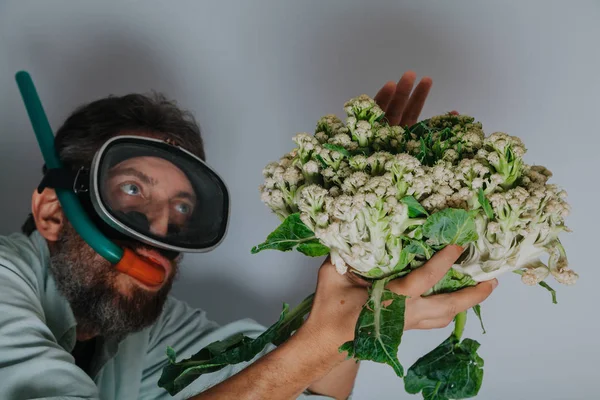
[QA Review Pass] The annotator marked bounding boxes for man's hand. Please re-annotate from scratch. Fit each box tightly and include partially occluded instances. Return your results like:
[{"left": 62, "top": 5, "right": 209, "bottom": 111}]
[
  {"left": 374, "top": 71, "right": 433, "bottom": 127},
  {"left": 301, "top": 246, "right": 496, "bottom": 399},
  {"left": 190, "top": 73, "right": 445, "bottom": 400},
  {"left": 189, "top": 249, "right": 495, "bottom": 400},
  {"left": 304, "top": 245, "right": 497, "bottom": 351}
]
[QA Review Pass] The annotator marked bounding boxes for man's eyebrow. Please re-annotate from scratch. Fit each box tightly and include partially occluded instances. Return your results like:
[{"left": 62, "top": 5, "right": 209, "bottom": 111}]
[
  {"left": 109, "top": 167, "right": 157, "bottom": 186},
  {"left": 174, "top": 191, "right": 196, "bottom": 202}
]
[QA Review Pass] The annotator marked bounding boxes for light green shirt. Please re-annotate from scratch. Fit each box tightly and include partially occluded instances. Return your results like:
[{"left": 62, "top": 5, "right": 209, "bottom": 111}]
[{"left": 0, "top": 232, "right": 333, "bottom": 400}]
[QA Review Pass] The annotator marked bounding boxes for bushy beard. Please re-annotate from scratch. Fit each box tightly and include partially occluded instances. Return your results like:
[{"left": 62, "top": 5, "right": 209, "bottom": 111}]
[{"left": 49, "top": 222, "right": 178, "bottom": 339}]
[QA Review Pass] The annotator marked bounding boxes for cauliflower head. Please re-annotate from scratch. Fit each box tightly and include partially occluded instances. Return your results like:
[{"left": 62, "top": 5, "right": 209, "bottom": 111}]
[{"left": 258, "top": 95, "right": 577, "bottom": 287}]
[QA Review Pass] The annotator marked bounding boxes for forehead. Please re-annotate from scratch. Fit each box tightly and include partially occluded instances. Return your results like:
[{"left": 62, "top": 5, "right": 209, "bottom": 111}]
[
  {"left": 108, "top": 156, "right": 194, "bottom": 189},
  {"left": 110, "top": 156, "right": 181, "bottom": 171}
]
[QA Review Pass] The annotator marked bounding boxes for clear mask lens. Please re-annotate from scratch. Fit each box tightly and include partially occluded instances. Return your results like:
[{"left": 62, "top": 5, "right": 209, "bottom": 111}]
[{"left": 93, "top": 137, "right": 228, "bottom": 251}]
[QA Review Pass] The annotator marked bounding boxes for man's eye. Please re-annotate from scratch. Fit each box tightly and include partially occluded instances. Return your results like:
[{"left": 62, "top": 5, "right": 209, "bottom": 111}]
[
  {"left": 120, "top": 183, "right": 141, "bottom": 196},
  {"left": 175, "top": 203, "right": 191, "bottom": 215}
]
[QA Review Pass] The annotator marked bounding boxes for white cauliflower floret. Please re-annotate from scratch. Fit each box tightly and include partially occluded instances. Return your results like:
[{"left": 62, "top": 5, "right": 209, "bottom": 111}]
[
  {"left": 407, "top": 174, "right": 434, "bottom": 199},
  {"left": 302, "top": 161, "right": 321, "bottom": 186},
  {"left": 431, "top": 161, "right": 460, "bottom": 189},
  {"left": 344, "top": 94, "right": 385, "bottom": 121},
  {"left": 316, "top": 114, "right": 347, "bottom": 137},
  {"left": 442, "top": 149, "right": 459, "bottom": 163},
  {"left": 367, "top": 152, "right": 393, "bottom": 175},
  {"left": 297, "top": 185, "right": 328, "bottom": 216},
  {"left": 447, "top": 187, "right": 473, "bottom": 210},
  {"left": 315, "top": 131, "right": 329, "bottom": 143},
  {"left": 259, "top": 188, "right": 287, "bottom": 217},
  {"left": 461, "top": 131, "right": 484, "bottom": 153},
  {"left": 262, "top": 161, "right": 280, "bottom": 178},
  {"left": 483, "top": 132, "right": 526, "bottom": 156},
  {"left": 421, "top": 193, "right": 448, "bottom": 212},
  {"left": 302, "top": 160, "right": 319, "bottom": 175},
  {"left": 329, "top": 133, "right": 359, "bottom": 151},
  {"left": 316, "top": 147, "right": 345, "bottom": 170},
  {"left": 292, "top": 133, "right": 321, "bottom": 163},
  {"left": 349, "top": 155, "right": 368, "bottom": 171},
  {"left": 282, "top": 166, "right": 303, "bottom": 186},
  {"left": 520, "top": 261, "right": 550, "bottom": 285},
  {"left": 341, "top": 171, "right": 371, "bottom": 194},
  {"left": 351, "top": 120, "right": 375, "bottom": 147},
  {"left": 522, "top": 165, "right": 553, "bottom": 185},
  {"left": 373, "top": 125, "right": 405, "bottom": 151},
  {"left": 384, "top": 153, "right": 422, "bottom": 175},
  {"left": 406, "top": 139, "right": 420, "bottom": 153}
]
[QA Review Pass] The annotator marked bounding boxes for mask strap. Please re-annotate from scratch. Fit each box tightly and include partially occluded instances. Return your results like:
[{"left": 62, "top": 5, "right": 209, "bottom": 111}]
[{"left": 37, "top": 167, "right": 89, "bottom": 194}]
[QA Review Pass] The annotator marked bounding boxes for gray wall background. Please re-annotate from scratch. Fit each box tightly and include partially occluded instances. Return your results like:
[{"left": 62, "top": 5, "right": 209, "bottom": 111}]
[{"left": 1, "top": 1, "right": 598, "bottom": 399}]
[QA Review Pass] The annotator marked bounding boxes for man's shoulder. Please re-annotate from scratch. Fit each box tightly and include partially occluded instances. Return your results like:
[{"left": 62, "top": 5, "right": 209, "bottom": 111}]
[
  {"left": 148, "top": 295, "right": 267, "bottom": 346},
  {"left": 0, "top": 232, "right": 47, "bottom": 292},
  {"left": 151, "top": 295, "right": 214, "bottom": 332},
  {"left": 0, "top": 231, "right": 40, "bottom": 256}
]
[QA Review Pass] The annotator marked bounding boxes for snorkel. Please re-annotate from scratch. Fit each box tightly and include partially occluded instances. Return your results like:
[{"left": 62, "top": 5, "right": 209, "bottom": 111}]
[{"left": 15, "top": 71, "right": 166, "bottom": 287}]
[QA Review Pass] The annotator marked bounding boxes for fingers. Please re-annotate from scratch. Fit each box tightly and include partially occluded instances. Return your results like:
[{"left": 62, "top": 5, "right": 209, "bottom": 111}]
[
  {"left": 387, "top": 245, "right": 463, "bottom": 297},
  {"left": 318, "top": 258, "right": 371, "bottom": 292},
  {"left": 412, "top": 318, "right": 453, "bottom": 330},
  {"left": 426, "top": 280, "right": 498, "bottom": 321},
  {"left": 375, "top": 71, "right": 433, "bottom": 127},
  {"left": 400, "top": 76, "right": 432, "bottom": 127},
  {"left": 373, "top": 81, "right": 396, "bottom": 111},
  {"left": 404, "top": 279, "right": 498, "bottom": 330},
  {"left": 385, "top": 71, "right": 417, "bottom": 126},
  {"left": 345, "top": 270, "right": 371, "bottom": 288}
]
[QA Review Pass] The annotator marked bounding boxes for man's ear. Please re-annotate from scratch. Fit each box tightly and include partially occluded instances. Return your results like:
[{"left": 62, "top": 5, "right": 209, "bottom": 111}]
[{"left": 32, "top": 188, "right": 64, "bottom": 242}]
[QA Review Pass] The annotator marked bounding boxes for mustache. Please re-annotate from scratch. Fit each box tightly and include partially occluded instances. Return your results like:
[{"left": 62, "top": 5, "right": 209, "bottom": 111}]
[{"left": 113, "top": 239, "right": 181, "bottom": 263}]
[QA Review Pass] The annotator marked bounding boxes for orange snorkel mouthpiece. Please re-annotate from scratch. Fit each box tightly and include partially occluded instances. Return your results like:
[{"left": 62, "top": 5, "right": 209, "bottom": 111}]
[{"left": 115, "top": 248, "right": 166, "bottom": 287}]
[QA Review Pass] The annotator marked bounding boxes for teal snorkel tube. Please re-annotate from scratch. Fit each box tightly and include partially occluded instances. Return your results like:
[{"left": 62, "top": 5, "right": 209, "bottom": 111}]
[
  {"left": 15, "top": 71, "right": 122, "bottom": 263},
  {"left": 15, "top": 71, "right": 165, "bottom": 286}
]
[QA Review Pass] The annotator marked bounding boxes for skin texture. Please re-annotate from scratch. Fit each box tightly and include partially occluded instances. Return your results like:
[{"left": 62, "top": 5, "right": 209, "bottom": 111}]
[
  {"left": 29, "top": 71, "right": 496, "bottom": 399},
  {"left": 104, "top": 157, "right": 197, "bottom": 238}
]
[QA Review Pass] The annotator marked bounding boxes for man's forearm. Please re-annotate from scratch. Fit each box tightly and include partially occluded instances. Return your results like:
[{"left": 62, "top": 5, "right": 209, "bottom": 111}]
[
  {"left": 188, "top": 325, "right": 345, "bottom": 400},
  {"left": 306, "top": 358, "right": 359, "bottom": 399}
]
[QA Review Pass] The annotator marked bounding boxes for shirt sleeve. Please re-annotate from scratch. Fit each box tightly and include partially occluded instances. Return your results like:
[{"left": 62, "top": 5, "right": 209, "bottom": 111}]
[
  {"left": 140, "top": 296, "right": 335, "bottom": 400},
  {"left": 0, "top": 261, "right": 100, "bottom": 400}
]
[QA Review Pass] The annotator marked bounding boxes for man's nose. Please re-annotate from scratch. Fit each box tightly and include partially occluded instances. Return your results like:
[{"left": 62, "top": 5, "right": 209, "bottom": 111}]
[{"left": 148, "top": 208, "right": 170, "bottom": 237}]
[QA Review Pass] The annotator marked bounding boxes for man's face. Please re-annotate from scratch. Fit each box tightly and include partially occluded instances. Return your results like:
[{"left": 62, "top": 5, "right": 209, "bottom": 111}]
[
  {"left": 104, "top": 156, "right": 197, "bottom": 242},
  {"left": 49, "top": 156, "right": 197, "bottom": 338}
]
